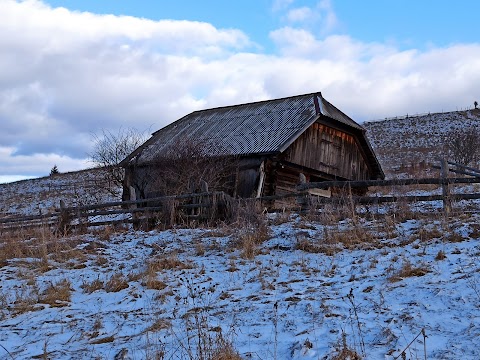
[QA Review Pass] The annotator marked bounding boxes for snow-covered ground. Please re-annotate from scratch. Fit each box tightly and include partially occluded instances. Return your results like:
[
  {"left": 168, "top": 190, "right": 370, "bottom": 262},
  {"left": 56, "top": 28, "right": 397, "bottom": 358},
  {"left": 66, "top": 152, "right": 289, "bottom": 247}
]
[{"left": 1, "top": 209, "right": 479, "bottom": 359}]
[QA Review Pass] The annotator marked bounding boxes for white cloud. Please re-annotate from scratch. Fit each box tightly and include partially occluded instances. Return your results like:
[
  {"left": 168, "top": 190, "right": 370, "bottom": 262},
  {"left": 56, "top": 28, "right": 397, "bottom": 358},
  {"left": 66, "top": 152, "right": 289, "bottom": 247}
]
[
  {"left": 272, "top": 0, "right": 296, "bottom": 12},
  {"left": 1, "top": 0, "right": 480, "bottom": 179},
  {"left": 276, "top": 0, "right": 339, "bottom": 35},
  {"left": 316, "top": 0, "right": 338, "bottom": 34},
  {"left": 286, "top": 7, "right": 314, "bottom": 23},
  {"left": 0, "top": 0, "right": 255, "bottom": 176}
]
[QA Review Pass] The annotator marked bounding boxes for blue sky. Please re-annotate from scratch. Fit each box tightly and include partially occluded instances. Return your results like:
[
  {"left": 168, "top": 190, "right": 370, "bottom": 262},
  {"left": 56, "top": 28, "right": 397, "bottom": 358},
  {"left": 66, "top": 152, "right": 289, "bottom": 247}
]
[
  {"left": 43, "top": 0, "right": 480, "bottom": 50},
  {"left": 1, "top": 0, "right": 480, "bottom": 182}
]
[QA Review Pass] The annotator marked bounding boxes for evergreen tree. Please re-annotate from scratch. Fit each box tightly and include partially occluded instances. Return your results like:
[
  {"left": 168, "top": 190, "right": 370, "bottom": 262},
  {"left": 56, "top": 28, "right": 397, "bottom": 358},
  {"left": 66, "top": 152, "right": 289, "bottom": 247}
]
[{"left": 50, "top": 165, "right": 60, "bottom": 176}]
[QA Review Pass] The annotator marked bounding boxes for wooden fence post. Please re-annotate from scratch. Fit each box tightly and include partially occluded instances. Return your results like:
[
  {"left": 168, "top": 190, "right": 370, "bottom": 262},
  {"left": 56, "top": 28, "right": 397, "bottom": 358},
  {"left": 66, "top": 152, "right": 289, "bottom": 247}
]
[
  {"left": 440, "top": 158, "right": 451, "bottom": 215},
  {"left": 57, "top": 199, "right": 71, "bottom": 234}
]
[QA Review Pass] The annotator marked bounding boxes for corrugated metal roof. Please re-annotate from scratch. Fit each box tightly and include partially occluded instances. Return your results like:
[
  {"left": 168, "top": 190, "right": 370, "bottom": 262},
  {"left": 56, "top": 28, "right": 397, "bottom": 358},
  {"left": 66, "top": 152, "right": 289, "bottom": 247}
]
[{"left": 126, "top": 92, "right": 367, "bottom": 166}]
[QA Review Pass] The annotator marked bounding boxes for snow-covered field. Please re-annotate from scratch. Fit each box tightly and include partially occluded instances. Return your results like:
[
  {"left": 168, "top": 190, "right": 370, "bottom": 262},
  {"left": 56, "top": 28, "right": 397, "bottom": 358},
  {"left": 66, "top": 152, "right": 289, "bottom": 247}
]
[{"left": 1, "top": 208, "right": 480, "bottom": 359}]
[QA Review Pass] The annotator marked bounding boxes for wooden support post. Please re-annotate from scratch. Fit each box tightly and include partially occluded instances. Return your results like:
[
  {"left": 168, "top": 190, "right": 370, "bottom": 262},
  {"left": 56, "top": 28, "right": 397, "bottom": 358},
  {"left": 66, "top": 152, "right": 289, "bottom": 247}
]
[
  {"left": 256, "top": 161, "right": 266, "bottom": 198},
  {"left": 199, "top": 180, "right": 209, "bottom": 219},
  {"left": 296, "top": 173, "right": 309, "bottom": 209},
  {"left": 129, "top": 186, "right": 137, "bottom": 207}
]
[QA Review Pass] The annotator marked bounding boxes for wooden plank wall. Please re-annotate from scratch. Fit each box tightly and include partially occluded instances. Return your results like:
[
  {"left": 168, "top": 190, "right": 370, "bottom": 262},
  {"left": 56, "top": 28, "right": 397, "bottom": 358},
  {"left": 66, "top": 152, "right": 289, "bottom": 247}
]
[{"left": 284, "top": 123, "right": 371, "bottom": 180}]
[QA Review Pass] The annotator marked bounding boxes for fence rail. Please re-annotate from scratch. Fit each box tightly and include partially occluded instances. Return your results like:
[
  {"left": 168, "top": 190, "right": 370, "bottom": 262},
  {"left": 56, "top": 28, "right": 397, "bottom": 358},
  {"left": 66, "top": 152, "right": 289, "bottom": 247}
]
[{"left": 0, "top": 191, "right": 232, "bottom": 232}]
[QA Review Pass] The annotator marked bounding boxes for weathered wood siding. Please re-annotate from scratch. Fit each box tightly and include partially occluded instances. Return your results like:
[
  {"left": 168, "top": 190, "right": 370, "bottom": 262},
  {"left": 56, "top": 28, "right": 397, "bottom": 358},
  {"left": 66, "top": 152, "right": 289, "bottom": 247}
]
[{"left": 284, "top": 123, "right": 370, "bottom": 180}]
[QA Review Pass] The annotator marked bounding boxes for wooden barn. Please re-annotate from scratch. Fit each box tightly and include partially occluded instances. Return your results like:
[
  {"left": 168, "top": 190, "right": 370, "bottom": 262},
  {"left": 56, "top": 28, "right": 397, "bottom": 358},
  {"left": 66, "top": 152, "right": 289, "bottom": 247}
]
[{"left": 120, "top": 92, "right": 384, "bottom": 204}]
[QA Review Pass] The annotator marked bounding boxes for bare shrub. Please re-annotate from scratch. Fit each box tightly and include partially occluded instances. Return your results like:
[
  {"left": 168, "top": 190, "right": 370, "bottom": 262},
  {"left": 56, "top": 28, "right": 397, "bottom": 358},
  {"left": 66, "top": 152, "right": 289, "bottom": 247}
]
[{"left": 445, "top": 127, "right": 480, "bottom": 166}]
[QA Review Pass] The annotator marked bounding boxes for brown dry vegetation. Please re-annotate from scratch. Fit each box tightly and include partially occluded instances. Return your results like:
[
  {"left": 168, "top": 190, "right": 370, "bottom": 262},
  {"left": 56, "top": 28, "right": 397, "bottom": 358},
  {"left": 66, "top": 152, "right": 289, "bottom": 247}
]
[{"left": 388, "top": 259, "right": 431, "bottom": 283}]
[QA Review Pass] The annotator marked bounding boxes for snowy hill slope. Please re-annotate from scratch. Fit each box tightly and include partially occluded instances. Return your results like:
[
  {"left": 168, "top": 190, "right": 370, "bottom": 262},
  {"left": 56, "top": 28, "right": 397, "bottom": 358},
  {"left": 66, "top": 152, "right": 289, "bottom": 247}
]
[
  {"left": 364, "top": 108, "right": 480, "bottom": 177},
  {"left": 1, "top": 212, "right": 480, "bottom": 359},
  {"left": 0, "top": 168, "right": 120, "bottom": 217}
]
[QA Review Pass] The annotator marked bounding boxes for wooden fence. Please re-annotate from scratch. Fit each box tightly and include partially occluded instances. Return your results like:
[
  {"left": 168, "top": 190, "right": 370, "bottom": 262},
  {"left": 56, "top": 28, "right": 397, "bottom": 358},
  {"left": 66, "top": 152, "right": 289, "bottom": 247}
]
[
  {"left": 0, "top": 191, "right": 233, "bottom": 232},
  {"left": 2, "top": 174, "right": 480, "bottom": 232}
]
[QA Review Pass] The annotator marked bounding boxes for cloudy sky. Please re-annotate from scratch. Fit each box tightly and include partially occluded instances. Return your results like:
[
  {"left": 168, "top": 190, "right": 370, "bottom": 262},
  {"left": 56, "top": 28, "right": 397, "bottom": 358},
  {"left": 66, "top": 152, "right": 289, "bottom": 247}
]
[{"left": 1, "top": 0, "right": 480, "bottom": 183}]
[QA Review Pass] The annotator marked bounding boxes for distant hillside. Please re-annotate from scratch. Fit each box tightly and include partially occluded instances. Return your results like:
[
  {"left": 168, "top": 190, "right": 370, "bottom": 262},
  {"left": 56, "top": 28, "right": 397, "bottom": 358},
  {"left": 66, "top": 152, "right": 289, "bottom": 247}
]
[
  {"left": 364, "top": 108, "right": 480, "bottom": 177},
  {"left": 0, "top": 168, "right": 119, "bottom": 217}
]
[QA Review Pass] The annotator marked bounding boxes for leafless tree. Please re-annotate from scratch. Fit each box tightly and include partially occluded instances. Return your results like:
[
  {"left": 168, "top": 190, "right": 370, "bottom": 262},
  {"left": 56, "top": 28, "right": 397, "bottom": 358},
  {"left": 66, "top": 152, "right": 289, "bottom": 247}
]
[
  {"left": 445, "top": 127, "right": 480, "bottom": 166},
  {"left": 89, "top": 128, "right": 148, "bottom": 196}
]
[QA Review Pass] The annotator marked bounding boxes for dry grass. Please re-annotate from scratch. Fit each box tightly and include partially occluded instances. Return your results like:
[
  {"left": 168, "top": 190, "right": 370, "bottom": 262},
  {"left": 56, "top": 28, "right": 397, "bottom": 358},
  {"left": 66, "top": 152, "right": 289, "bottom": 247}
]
[
  {"left": 146, "top": 318, "right": 171, "bottom": 332},
  {"left": 105, "top": 273, "right": 129, "bottom": 292},
  {"left": 326, "top": 226, "right": 379, "bottom": 250},
  {"left": 237, "top": 227, "right": 270, "bottom": 259},
  {"left": 295, "top": 223, "right": 380, "bottom": 255},
  {"left": 210, "top": 335, "right": 243, "bottom": 360},
  {"left": 435, "top": 250, "right": 447, "bottom": 261},
  {"left": 0, "top": 227, "right": 81, "bottom": 263},
  {"left": 147, "top": 254, "right": 194, "bottom": 272},
  {"left": 145, "top": 278, "right": 168, "bottom": 291},
  {"left": 446, "top": 232, "right": 465, "bottom": 243},
  {"left": 388, "top": 259, "right": 430, "bottom": 283},
  {"left": 90, "top": 335, "right": 115, "bottom": 344},
  {"left": 330, "top": 332, "right": 362, "bottom": 360},
  {"left": 417, "top": 227, "right": 443, "bottom": 242},
  {"left": 38, "top": 278, "right": 72, "bottom": 307},
  {"left": 12, "top": 284, "right": 39, "bottom": 315},
  {"left": 294, "top": 237, "right": 338, "bottom": 256},
  {"left": 230, "top": 212, "right": 270, "bottom": 259},
  {"left": 81, "top": 277, "right": 104, "bottom": 294}
]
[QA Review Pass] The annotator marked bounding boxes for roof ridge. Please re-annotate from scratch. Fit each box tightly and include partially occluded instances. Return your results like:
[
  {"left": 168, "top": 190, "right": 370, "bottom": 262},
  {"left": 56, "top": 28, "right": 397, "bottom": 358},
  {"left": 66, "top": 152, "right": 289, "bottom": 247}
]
[{"left": 189, "top": 92, "right": 322, "bottom": 115}]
